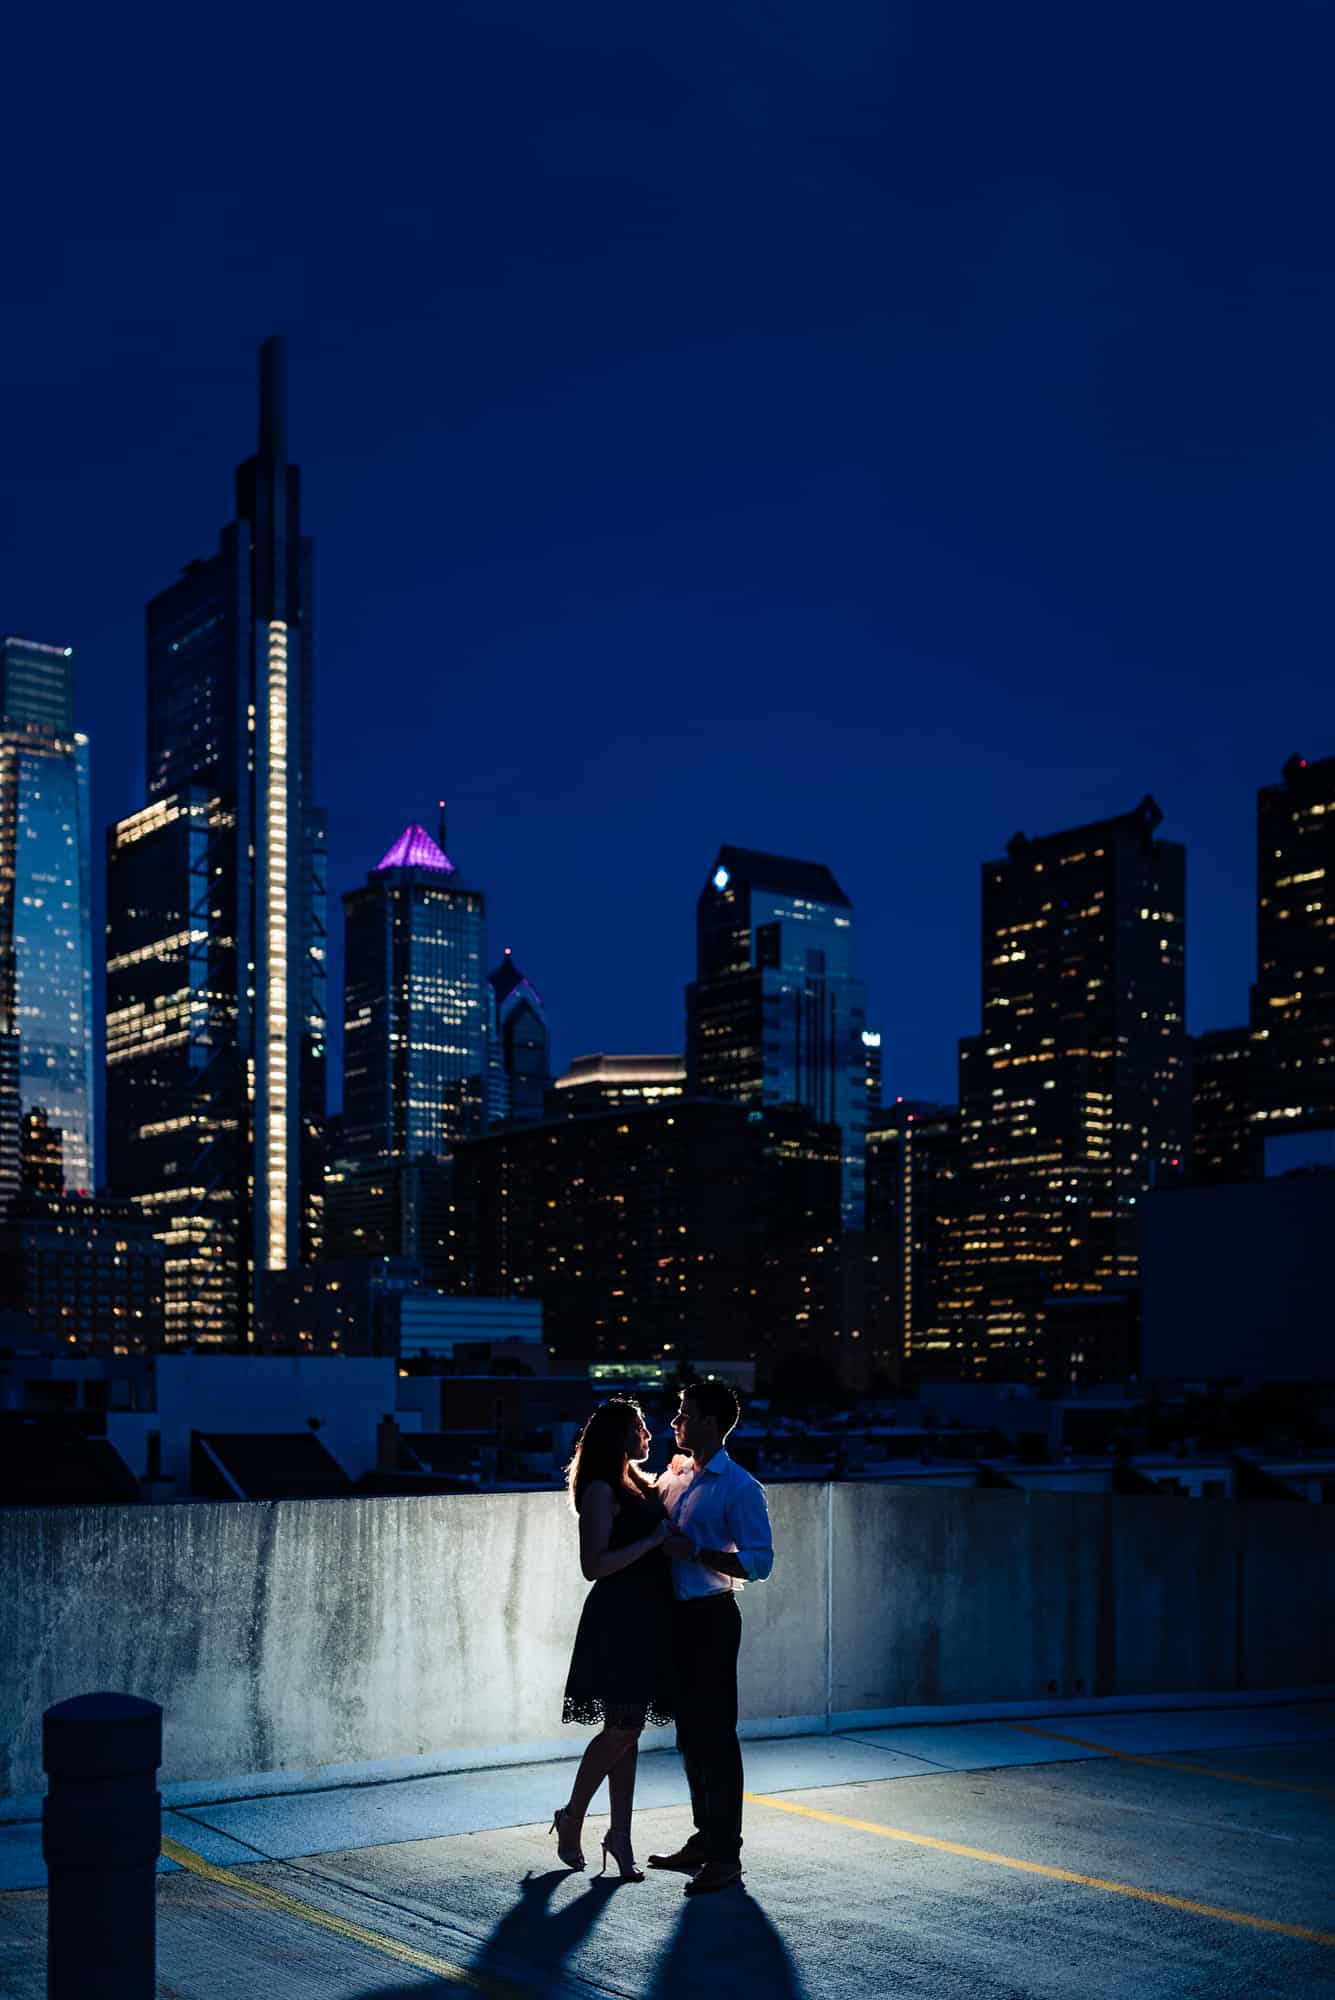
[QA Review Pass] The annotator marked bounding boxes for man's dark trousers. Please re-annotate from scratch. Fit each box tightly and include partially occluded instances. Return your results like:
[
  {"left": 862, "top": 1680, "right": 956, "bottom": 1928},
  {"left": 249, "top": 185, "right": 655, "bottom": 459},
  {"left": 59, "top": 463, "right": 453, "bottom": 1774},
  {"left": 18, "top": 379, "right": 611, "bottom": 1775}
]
[{"left": 673, "top": 1593, "right": 743, "bottom": 1863}]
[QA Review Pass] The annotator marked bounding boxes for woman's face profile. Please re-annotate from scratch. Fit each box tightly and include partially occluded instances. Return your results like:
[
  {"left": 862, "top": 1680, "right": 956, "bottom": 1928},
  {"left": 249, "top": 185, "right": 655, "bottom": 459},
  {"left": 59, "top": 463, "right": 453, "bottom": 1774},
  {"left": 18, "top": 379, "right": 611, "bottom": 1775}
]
[{"left": 625, "top": 1412, "right": 651, "bottom": 1463}]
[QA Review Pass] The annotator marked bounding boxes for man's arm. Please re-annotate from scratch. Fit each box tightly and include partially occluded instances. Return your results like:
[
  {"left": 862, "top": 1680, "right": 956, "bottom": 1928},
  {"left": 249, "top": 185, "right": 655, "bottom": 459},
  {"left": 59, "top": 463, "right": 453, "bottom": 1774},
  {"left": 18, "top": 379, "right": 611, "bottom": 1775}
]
[
  {"left": 660, "top": 1533, "right": 748, "bottom": 1577},
  {"left": 721, "top": 1473, "right": 774, "bottom": 1582},
  {"left": 669, "top": 1474, "right": 774, "bottom": 1580}
]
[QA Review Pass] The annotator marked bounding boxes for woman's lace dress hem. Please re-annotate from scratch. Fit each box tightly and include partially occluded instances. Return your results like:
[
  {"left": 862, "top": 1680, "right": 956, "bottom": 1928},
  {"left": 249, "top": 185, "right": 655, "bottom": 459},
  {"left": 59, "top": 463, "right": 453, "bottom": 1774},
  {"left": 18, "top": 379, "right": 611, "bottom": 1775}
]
[{"left": 562, "top": 1696, "right": 675, "bottom": 1729}]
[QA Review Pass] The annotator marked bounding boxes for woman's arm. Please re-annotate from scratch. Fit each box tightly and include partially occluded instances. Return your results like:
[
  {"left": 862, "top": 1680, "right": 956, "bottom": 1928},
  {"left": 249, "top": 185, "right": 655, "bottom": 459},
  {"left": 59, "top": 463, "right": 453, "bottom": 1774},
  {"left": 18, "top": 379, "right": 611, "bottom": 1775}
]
[{"left": 578, "top": 1483, "right": 669, "bottom": 1582}]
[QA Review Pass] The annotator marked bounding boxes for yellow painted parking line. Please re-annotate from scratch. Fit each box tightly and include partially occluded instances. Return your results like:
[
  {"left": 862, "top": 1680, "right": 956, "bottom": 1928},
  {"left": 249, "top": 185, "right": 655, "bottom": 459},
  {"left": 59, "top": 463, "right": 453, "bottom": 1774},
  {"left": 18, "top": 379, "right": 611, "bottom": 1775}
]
[
  {"left": 744, "top": 1794, "right": 1335, "bottom": 1948},
  {"left": 160, "top": 1835, "right": 530, "bottom": 1997},
  {"left": 1004, "top": 1723, "right": 1335, "bottom": 1799}
]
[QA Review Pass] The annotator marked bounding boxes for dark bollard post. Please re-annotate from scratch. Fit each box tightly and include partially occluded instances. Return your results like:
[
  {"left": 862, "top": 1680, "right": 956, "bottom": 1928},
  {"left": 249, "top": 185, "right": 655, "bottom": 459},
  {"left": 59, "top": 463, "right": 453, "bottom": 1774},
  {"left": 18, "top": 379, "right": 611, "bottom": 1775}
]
[{"left": 42, "top": 1692, "right": 163, "bottom": 2000}]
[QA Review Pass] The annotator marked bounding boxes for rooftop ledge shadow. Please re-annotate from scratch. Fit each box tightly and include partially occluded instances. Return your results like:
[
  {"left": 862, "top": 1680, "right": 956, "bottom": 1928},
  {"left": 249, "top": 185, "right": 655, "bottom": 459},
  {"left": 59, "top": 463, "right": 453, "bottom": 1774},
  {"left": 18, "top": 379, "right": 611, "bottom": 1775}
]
[{"left": 3, "top": 1485, "right": 1333, "bottom": 1806}]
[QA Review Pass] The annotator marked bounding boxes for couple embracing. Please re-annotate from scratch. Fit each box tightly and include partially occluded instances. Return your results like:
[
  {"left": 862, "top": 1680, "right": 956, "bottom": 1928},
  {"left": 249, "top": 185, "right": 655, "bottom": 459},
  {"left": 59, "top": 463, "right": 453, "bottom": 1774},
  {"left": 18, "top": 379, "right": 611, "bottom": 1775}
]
[{"left": 550, "top": 1378, "right": 774, "bottom": 1896}]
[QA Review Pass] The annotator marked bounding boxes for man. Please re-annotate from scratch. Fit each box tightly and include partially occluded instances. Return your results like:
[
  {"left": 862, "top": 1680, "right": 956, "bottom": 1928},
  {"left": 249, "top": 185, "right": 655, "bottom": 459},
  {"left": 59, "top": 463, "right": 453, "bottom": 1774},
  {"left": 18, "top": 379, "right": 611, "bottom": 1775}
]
[{"left": 654, "top": 1378, "right": 775, "bottom": 1895}]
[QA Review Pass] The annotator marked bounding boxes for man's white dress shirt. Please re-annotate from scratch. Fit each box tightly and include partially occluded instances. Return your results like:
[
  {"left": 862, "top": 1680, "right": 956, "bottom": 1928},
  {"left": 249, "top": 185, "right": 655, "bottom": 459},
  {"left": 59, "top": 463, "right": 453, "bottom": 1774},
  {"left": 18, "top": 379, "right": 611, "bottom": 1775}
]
[{"left": 655, "top": 1448, "right": 775, "bottom": 1601}]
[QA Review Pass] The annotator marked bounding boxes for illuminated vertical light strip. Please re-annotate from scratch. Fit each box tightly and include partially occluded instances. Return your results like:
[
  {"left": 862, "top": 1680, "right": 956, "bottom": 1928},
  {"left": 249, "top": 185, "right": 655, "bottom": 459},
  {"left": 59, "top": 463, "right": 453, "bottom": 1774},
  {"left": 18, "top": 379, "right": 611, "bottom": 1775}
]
[{"left": 265, "top": 620, "right": 289, "bottom": 1268}]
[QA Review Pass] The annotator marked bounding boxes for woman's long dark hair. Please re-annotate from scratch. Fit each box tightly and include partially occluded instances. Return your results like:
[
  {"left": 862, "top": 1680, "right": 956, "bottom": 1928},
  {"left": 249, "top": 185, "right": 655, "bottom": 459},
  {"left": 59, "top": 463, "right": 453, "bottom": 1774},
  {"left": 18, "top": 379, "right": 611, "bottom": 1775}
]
[{"left": 566, "top": 1397, "right": 655, "bottom": 1514}]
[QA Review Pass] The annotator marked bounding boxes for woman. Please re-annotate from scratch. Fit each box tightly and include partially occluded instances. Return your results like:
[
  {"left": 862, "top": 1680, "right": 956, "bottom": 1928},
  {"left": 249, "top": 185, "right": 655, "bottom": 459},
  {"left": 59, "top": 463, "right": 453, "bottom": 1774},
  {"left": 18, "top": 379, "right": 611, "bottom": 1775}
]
[{"left": 551, "top": 1397, "right": 677, "bottom": 1880}]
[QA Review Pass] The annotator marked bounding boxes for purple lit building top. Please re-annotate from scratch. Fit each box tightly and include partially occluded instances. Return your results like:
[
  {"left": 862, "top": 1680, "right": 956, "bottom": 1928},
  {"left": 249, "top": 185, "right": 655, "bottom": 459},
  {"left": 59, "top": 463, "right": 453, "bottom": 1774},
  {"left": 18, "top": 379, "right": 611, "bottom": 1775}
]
[
  {"left": 344, "top": 820, "right": 484, "bottom": 1159},
  {"left": 374, "top": 824, "right": 456, "bottom": 875}
]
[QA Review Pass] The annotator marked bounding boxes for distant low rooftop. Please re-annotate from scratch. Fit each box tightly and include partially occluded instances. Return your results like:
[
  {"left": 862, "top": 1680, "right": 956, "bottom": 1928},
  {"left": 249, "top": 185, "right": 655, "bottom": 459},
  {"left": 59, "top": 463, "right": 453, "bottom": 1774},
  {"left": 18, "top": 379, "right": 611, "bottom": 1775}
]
[{"left": 554, "top": 1053, "right": 685, "bottom": 1089}]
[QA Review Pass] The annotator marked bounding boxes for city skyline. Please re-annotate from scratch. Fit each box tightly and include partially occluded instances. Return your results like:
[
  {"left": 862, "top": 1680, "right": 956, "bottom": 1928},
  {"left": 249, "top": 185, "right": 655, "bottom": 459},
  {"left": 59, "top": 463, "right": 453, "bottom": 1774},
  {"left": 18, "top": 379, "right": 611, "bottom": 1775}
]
[
  {"left": 13, "top": 601, "right": 1335, "bottom": 1136},
  {"left": 2, "top": 342, "right": 1329, "bottom": 1382},
  {"left": 8, "top": 6, "right": 1335, "bottom": 1115},
  {"left": 51, "top": 580, "right": 1335, "bottom": 1122}
]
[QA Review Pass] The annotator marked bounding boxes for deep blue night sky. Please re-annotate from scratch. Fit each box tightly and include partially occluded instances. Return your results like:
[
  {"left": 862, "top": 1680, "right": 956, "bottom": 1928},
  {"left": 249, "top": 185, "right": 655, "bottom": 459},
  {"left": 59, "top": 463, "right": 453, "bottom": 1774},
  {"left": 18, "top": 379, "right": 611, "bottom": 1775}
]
[{"left": 7, "top": 2, "right": 1335, "bottom": 1119}]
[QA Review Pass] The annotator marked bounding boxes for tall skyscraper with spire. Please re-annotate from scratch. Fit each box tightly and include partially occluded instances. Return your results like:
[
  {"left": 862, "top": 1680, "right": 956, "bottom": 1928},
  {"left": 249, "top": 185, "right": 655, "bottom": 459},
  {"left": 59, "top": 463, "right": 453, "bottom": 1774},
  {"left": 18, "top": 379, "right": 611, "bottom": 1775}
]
[
  {"left": 0, "top": 637, "right": 95, "bottom": 1201},
  {"left": 106, "top": 339, "right": 326, "bottom": 1343}
]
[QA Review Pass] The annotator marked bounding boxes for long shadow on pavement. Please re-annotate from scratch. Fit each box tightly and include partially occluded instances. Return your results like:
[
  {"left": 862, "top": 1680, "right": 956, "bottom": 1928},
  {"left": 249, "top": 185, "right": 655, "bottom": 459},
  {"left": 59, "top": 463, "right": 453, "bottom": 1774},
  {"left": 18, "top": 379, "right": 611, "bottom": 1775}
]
[
  {"left": 345, "top": 1863, "right": 627, "bottom": 1998},
  {"left": 343, "top": 1866, "right": 807, "bottom": 2000},
  {"left": 646, "top": 1887, "right": 808, "bottom": 1999}
]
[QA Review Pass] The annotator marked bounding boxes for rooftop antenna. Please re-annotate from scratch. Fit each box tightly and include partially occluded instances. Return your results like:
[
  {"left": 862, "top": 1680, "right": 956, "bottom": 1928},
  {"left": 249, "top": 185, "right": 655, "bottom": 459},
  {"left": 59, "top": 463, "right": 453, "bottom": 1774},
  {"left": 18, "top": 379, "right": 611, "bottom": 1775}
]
[{"left": 438, "top": 799, "right": 447, "bottom": 853}]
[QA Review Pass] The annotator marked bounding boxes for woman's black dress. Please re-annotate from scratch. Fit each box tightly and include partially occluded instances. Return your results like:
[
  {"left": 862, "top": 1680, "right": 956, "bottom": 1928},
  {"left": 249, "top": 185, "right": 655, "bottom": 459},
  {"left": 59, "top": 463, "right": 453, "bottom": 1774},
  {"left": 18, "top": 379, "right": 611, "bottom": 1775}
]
[{"left": 562, "top": 1487, "right": 677, "bottom": 1729}]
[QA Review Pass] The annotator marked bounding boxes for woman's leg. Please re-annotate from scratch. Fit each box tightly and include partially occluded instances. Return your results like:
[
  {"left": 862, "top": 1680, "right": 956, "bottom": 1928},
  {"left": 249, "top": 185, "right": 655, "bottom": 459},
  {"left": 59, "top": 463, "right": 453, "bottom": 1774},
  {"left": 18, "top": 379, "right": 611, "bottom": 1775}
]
[
  {"left": 565, "top": 1726, "right": 638, "bottom": 1831},
  {"left": 606, "top": 1732, "right": 640, "bottom": 1833}
]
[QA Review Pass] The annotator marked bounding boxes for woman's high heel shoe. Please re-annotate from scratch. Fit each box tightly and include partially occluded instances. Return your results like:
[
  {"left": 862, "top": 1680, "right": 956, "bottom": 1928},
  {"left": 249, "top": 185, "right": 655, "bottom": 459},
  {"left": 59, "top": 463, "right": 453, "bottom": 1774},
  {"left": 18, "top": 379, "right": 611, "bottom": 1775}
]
[
  {"left": 550, "top": 1805, "right": 585, "bottom": 1870},
  {"left": 598, "top": 1829, "right": 644, "bottom": 1882}
]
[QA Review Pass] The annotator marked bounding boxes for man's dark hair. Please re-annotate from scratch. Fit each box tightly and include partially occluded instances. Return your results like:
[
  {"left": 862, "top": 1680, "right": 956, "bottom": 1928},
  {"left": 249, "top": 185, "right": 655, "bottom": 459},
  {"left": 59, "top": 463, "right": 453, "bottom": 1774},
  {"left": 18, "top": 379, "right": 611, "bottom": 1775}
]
[{"left": 684, "top": 1377, "right": 741, "bottom": 1435}]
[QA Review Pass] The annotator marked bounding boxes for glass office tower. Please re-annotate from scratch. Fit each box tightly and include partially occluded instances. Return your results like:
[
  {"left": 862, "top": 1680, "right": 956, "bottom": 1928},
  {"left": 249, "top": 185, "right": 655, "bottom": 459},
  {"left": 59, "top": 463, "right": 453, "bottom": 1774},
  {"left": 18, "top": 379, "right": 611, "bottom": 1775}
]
[
  {"left": 1, "top": 636, "right": 78, "bottom": 733},
  {"left": 864, "top": 1100, "right": 961, "bottom": 1380},
  {"left": 106, "top": 340, "right": 327, "bottom": 1343},
  {"left": 0, "top": 637, "right": 95, "bottom": 1202},
  {"left": 488, "top": 949, "right": 550, "bottom": 1126},
  {"left": 106, "top": 789, "right": 242, "bottom": 1342},
  {"left": 342, "top": 822, "right": 488, "bottom": 1159},
  {"left": 686, "top": 844, "right": 868, "bottom": 1225},
  {"left": 1190, "top": 1026, "right": 1258, "bottom": 1184},
  {"left": 1249, "top": 752, "right": 1335, "bottom": 1167},
  {"left": 952, "top": 796, "right": 1188, "bottom": 1379}
]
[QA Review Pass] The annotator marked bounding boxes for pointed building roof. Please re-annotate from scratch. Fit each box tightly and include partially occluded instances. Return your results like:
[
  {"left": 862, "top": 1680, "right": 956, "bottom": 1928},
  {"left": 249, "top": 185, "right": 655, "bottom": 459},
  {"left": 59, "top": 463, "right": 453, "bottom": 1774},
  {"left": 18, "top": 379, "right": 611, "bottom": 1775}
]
[
  {"left": 375, "top": 824, "right": 456, "bottom": 875},
  {"left": 489, "top": 947, "right": 544, "bottom": 1012}
]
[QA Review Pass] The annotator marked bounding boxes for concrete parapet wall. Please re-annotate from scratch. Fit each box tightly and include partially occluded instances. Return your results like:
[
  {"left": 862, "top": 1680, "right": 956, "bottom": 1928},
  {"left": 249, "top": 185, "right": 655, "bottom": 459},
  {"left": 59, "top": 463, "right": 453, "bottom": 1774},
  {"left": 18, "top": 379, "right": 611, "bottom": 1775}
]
[
  {"left": 4, "top": 1485, "right": 1333, "bottom": 1802},
  {"left": 832, "top": 1487, "right": 1098, "bottom": 1712}
]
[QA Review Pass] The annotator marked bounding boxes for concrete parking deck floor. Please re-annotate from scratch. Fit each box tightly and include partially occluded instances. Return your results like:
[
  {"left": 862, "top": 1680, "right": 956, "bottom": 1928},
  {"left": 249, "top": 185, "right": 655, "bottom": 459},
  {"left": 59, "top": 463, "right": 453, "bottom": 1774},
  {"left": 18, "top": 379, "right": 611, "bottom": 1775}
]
[{"left": 3, "top": 1702, "right": 1334, "bottom": 1999}]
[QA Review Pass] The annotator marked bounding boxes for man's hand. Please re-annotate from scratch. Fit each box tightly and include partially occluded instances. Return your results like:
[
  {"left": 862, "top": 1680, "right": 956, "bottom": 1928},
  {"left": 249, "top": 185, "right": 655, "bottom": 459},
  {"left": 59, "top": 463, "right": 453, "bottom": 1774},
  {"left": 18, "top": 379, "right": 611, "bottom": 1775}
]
[
  {"left": 668, "top": 1453, "right": 693, "bottom": 1476},
  {"left": 661, "top": 1533, "right": 696, "bottom": 1561}
]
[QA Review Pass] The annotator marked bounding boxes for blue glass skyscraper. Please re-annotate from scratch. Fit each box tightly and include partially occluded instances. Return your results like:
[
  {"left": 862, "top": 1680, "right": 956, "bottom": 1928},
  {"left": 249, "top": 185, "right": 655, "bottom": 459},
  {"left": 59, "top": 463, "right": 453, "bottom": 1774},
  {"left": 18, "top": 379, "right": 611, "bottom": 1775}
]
[
  {"left": 342, "top": 821, "right": 488, "bottom": 1159},
  {"left": 0, "top": 637, "right": 95, "bottom": 1201},
  {"left": 686, "top": 845, "right": 868, "bottom": 1225}
]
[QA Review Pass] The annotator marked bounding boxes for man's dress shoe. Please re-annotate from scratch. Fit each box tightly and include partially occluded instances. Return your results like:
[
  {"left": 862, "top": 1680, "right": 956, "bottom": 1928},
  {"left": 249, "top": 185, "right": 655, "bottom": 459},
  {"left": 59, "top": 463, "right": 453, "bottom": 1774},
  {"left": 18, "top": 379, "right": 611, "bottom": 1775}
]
[
  {"left": 683, "top": 1859, "right": 744, "bottom": 1896},
  {"left": 646, "top": 1841, "right": 706, "bottom": 1872}
]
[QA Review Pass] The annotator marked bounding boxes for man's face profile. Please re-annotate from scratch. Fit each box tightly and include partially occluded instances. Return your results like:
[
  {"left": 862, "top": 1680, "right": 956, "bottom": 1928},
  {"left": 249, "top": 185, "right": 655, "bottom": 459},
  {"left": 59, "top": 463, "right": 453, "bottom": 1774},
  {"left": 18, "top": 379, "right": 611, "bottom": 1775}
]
[{"left": 672, "top": 1395, "right": 708, "bottom": 1459}]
